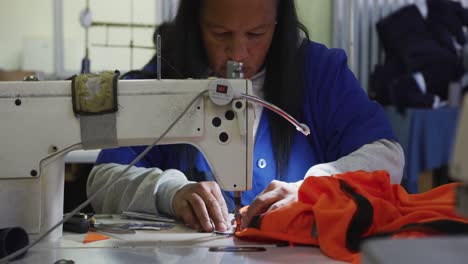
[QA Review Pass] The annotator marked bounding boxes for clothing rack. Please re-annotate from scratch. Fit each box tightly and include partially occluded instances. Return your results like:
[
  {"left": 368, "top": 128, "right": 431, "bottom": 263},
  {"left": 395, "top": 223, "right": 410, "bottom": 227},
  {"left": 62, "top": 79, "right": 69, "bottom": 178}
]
[{"left": 332, "top": 0, "right": 468, "bottom": 91}]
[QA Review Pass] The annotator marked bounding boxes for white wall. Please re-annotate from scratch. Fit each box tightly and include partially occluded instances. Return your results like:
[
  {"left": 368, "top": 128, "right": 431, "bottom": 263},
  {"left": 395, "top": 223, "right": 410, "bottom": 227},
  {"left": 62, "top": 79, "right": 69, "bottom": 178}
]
[
  {"left": 0, "top": 0, "right": 333, "bottom": 76},
  {"left": 0, "top": 0, "right": 160, "bottom": 76},
  {"left": 296, "top": 0, "right": 333, "bottom": 47},
  {"left": 0, "top": 0, "right": 54, "bottom": 72}
]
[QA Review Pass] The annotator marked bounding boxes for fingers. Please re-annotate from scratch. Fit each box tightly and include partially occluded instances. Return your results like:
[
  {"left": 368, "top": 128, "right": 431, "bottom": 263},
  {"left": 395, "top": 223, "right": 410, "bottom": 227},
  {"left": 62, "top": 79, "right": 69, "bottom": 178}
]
[
  {"left": 173, "top": 181, "right": 230, "bottom": 232},
  {"left": 258, "top": 180, "right": 282, "bottom": 194},
  {"left": 190, "top": 189, "right": 227, "bottom": 232},
  {"left": 206, "top": 188, "right": 231, "bottom": 230},
  {"left": 267, "top": 195, "right": 296, "bottom": 213},
  {"left": 186, "top": 192, "right": 214, "bottom": 231},
  {"left": 209, "top": 184, "right": 231, "bottom": 225},
  {"left": 241, "top": 190, "right": 282, "bottom": 229},
  {"left": 177, "top": 199, "right": 201, "bottom": 230},
  {"left": 240, "top": 181, "right": 298, "bottom": 229}
]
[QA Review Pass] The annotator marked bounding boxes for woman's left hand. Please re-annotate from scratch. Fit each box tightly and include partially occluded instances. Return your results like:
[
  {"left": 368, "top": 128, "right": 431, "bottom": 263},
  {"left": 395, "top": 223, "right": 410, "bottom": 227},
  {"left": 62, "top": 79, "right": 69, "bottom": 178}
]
[{"left": 240, "top": 180, "right": 299, "bottom": 229}]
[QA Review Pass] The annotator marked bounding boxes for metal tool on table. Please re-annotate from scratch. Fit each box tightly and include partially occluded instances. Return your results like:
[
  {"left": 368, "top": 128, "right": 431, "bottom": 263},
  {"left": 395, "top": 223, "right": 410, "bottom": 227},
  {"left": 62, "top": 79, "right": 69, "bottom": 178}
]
[
  {"left": 122, "top": 211, "right": 176, "bottom": 223},
  {"left": 93, "top": 222, "right": 175, "bottom": 234}
]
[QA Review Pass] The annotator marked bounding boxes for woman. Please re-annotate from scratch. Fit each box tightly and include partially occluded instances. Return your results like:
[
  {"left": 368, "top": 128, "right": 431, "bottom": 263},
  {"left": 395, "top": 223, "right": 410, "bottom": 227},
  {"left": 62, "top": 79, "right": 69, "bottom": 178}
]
[{"left": 87, "top": 0, "right": 404, "bottom": 233}]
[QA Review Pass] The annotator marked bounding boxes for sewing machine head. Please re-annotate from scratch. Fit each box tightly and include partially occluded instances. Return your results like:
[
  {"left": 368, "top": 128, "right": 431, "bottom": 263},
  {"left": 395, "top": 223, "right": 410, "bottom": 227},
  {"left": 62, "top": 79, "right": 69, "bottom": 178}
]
[{"left": 0, "top": 78, "right": 254, "bottom": 240}]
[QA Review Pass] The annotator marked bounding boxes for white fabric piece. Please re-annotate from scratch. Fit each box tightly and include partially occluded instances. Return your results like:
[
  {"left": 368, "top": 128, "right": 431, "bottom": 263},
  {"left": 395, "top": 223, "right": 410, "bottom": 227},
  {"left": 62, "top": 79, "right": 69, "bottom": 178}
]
[
  {"left": 432, "top": 95, "right": 448, "bottom": 109},
  {"left": 412, "top": 72, "right": 427, "bottom": 94}
]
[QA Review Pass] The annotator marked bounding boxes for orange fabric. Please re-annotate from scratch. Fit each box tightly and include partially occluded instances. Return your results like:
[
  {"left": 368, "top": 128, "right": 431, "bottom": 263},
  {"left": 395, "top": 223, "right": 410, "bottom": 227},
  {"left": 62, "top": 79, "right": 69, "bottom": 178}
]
[
  {"left": 235, "top": 170, "right": 468, "bottom": 263},
  {"left": 83, "top": 232, "right": 111, "bottom": 244}
]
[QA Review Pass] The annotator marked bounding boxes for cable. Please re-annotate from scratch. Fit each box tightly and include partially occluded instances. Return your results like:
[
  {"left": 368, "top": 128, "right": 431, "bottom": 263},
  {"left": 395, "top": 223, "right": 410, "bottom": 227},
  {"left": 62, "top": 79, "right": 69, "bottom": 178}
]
[
  {"left": 240, "top": 93, "right": 310, "bottom": 136},
  {"left": 38, "top": 143, "right": 82, "bottom": 177},
  {"left": 0, "top": 90, "right": 208, "bottom": 263}
]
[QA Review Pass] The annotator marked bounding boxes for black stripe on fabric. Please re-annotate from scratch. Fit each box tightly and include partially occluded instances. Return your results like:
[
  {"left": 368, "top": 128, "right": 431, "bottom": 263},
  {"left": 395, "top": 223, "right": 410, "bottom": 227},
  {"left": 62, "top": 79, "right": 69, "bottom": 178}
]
[
  {"left": 248, "top": 215, "right": 262, "bottom": 229},
  {"left": 339, "top": 180, "right": 374, "bottom": 252},
  {"left": 401, "top": 220, "right": 468, "bottom": 234}
]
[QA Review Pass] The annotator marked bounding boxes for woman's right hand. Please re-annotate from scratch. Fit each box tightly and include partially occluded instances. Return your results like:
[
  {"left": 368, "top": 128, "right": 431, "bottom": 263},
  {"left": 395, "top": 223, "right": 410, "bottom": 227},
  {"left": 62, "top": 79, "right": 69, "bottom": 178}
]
[{"left": 173, "top": 181, "right": 231, "bottom": 232}]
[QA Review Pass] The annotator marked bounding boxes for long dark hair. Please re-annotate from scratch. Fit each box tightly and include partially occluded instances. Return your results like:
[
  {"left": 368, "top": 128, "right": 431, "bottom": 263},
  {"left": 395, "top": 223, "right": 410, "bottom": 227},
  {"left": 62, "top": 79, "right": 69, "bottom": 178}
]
[{"left": 148, "top": 0, "right": 309, "bottom": 178}]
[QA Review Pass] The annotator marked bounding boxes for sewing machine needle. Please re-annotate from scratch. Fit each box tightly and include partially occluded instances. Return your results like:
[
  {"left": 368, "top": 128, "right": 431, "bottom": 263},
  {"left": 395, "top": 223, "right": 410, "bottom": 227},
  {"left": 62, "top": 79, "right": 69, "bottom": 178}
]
[{"left": 234, "top": 191, "right": 242, "bottom": 232}]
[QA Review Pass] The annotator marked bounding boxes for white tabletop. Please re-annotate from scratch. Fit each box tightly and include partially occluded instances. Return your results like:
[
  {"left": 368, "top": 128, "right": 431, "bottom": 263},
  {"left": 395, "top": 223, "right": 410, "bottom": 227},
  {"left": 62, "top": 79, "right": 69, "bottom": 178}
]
[{"left": 18, "top": 215, "right": 344, "bottom": 264}]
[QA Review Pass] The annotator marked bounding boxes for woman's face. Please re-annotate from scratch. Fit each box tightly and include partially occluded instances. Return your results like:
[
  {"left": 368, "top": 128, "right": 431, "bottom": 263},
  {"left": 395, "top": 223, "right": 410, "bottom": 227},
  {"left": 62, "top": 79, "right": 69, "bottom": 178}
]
[{"left": 200, "top": 0, "right": 278, "bottom": 79}]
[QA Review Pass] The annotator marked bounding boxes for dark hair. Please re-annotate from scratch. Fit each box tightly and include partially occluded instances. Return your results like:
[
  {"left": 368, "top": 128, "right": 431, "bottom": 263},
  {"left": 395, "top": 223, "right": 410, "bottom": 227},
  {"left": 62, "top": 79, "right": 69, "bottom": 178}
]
[{"left": 148, "top": 0, "right": 309, "bottom": 178}]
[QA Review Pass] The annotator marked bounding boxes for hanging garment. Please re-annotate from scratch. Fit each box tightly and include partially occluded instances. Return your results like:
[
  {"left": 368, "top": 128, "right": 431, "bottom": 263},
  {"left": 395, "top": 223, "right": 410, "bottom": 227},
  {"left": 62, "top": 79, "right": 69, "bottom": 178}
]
[
  {"left": 370, "top": 2, "right": 467, "bottom": 112},
  {"left": 235, "top": 170, "right": 468, "bottom": 263}
]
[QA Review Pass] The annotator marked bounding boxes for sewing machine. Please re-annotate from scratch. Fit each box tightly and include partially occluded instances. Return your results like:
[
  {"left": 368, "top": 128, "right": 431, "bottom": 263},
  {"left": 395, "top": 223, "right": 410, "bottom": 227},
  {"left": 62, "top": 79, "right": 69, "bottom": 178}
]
[
  {"left": 0, "top": 78, "right": 254, "bottom": 241},
  {"left": 0, "top": 77, "right": 337, "bottom": 264}
]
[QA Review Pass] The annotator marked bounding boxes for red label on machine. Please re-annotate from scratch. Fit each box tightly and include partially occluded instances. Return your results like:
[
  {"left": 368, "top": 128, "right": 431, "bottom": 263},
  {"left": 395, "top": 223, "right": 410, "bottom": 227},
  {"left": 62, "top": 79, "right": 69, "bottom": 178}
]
[{"left": 216, "top": 85, "right": 228, "bottom": 94}]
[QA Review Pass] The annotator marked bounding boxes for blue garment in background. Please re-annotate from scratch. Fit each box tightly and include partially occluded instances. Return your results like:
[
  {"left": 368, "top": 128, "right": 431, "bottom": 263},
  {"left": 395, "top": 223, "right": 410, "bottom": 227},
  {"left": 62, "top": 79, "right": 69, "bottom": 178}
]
[
  {"left": 385, "top": 107, "right": 458, "bottom": 193},
  {"left": 96, "top": 41, "right": 397, "bottom": 211}
]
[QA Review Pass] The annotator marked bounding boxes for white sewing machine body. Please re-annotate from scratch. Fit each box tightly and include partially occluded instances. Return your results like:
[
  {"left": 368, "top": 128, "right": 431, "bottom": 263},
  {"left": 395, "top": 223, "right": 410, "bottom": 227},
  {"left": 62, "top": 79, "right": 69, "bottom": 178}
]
[{"left": 0, "top": 79, "right": 254, "bottom": 240}]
